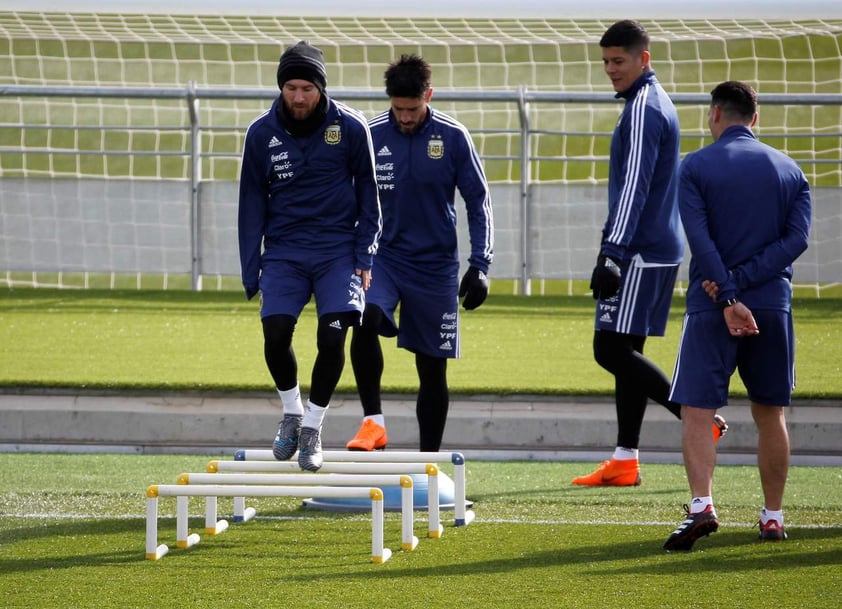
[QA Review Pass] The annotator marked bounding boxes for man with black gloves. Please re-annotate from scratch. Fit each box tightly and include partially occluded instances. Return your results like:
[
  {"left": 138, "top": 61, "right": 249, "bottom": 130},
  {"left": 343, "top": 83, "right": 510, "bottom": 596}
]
[
  {"left": 573, "top": 20, "right": 727, "bottom": 487},
  {"left": 238, "top": 40, "right": 381, "bottom": 471},
  {"left": 347, "top": 54, "right": 494, "bottom": 452}
]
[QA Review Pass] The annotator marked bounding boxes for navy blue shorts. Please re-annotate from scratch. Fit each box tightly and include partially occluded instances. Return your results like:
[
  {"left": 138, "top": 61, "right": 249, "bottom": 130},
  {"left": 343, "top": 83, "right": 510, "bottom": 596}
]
[
  {"left": 258, "top": 255, "right": 364, "bottom": 321},
  {"left": 594, "top": 254, "right": 679, "bottom": 337},
  {"left": 669, "top": 308, "right": 795, "bottom": 409},
  {"left": 366, "top": 256, "right": 460, "bottom": 358}
]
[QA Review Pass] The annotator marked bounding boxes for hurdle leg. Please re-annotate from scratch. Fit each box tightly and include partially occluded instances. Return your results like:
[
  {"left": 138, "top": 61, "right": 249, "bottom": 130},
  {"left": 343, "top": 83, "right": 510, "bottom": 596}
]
[
  {"left": 401, "top": 483, "right": 419, "bottom": 551},
  {"left": 453, "top": 461, "right": 475, "bottom": 526},
  {"left": 233, "top": 496, "right": 256, "bottom": 523},
  {"left": 204, "top": 496, "right": 230, "bottom": 535},
  {"left": 175, "top": 496, "right": 201, "bottom": 549},
  {"left": 370, "top": 493, "right": 392, "bottom": 564},
  {"left": 428, "top": 472, "right": 443, "bottom": 538},
  {"left": 145, "top": 496, "right": 168, "bottom": 560}
]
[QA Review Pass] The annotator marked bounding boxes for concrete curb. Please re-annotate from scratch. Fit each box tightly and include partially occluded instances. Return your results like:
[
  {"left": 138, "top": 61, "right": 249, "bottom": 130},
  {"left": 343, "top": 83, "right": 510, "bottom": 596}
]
[{"left": 1, "top": 391, "right": 840, "bottom": 464}]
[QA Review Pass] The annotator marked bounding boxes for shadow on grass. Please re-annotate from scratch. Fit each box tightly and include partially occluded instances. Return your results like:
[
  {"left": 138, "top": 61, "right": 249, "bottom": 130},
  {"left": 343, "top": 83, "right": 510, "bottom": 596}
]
[
  {"left": 0, "top": 507, "right": 331, "bottom": 574},
  {"left": 4, "top": 515, "right": 839, "bottom": 577},
  {"left": 275, "top": 525, "right": 842, "bottom": 581},
  {"left": 0, "top": 518, "right": 146, "bottom": 573},
  {"left": 468, "top": 484, "right": 688, "bottom": 502},
  {"left": 0, "top": 516, "right": 140, "bottom": 544}
]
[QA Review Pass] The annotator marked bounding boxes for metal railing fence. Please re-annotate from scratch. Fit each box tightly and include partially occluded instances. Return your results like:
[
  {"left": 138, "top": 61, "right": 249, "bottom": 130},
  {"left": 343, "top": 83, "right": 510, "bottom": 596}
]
[{"left": 2, "top": 84, "right": 841, "bottom": 293}]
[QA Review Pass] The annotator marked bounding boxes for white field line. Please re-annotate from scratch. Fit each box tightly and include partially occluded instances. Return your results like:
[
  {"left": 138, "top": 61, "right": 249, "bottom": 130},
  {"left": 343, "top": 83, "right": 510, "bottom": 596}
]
[{"left": 4, "top": 512, "right": 839, "bottom": 530}]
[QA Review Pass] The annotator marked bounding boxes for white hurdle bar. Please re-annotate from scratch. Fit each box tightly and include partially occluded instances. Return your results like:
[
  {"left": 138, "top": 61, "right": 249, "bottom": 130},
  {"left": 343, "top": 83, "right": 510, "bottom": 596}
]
[
  {"left": 207, "top": 460, "right": 444, "bottom": 538},
  {"left": 178, "top": 472, "right": 419, "bottom": 551},
  {"left": 145, "top": 484, "right": 392, "bottom": 563},
  {"left": 234, "top": 449, "right": 475, "bottom": 526}
]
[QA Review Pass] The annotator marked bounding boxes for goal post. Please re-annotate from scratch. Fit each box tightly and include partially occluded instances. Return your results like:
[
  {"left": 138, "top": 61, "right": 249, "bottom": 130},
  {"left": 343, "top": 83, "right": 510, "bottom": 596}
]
[{"left": 0, "top": 9, "right": 840, "bottom": 293}]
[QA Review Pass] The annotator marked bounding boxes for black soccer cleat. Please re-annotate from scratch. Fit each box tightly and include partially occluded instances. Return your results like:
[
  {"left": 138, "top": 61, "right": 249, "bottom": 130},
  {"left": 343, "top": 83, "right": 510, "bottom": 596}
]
[
  {"left": 757, "top": 519, "right": 788, "bottom": 542},
  {"left": 663, "top": 504, "right": 719, "bottom": 551}
]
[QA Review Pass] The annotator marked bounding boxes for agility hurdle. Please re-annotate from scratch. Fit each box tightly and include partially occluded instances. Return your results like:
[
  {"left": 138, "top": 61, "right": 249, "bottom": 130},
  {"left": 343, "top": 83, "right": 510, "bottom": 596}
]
[
  {"left": 234, "top": 449, "right": 475, "bottom": 526},
  {"left": 206, "top": 460, "right": 444, "bottom": 538},
  {"left": 145, "top": 484, "right": 392, "bottom": 563},
  {"left": 178, "top": 472, "right": 419, "bottom": 551}
]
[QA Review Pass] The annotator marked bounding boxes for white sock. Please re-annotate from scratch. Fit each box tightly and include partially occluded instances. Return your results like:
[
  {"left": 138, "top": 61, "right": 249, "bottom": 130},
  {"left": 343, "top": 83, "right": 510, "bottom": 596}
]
[
  {"left": 302, "top": 399, "right": 328, "bottom": 430},
  {"left": 364, "top": 414, "right": 386, "bottom": 427},
  {"left": 761, "top": 507, "right": 784, "bottom": 525},
  {"left": 689, "top": 496, "right": 715, "bottom": 515},
  {"left": 613, "top": 447, "right": 639, "bottom": 461},
  {"left": 277, "top": 384, "right": 304, "bottom": 416}
]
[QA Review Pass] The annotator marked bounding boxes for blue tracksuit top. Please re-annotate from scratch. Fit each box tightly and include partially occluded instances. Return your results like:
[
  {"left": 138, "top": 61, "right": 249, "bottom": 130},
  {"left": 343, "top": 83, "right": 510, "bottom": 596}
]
[
  {"left": 679, "top": 124, "right": 812, "bottom": 313},
  {"left": 601, "top": 71, "right": 683, "bottom": 265},
  {"left": 368, "top": 107, "right": 493, "bottom": 274},
  {"left": 238, "top": 95, "right": 382, "bottom": 295}
]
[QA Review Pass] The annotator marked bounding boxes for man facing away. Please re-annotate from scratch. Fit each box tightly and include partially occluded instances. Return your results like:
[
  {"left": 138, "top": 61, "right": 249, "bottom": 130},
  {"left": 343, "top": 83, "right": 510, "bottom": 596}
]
[
  {"left": 347, "top": 54, "right": 494, "bottom": 452},
  {"left": 663, "top": 81, "right": 811, "bottom": 551},
  {"left": 238, "top": 40, "right": 381, "bottom": 471},
  {"left": 572, "top": 19, "right": 728, "bottom": 488}
]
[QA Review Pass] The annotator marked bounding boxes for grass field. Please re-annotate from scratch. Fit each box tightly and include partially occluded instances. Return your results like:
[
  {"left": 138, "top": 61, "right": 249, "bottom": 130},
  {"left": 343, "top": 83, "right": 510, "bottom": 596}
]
[
  {"left": 1, "top": 287, "right": 842, "bottom": 398},
  {"left": 0, "top": 453, "right": 840, "bottom": 609}
]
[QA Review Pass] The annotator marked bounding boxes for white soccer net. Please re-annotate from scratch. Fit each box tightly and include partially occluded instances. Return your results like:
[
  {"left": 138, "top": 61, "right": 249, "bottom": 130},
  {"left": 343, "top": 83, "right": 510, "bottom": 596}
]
[{"left": 0, "top": 12, "right": 840, "bottom": 291}]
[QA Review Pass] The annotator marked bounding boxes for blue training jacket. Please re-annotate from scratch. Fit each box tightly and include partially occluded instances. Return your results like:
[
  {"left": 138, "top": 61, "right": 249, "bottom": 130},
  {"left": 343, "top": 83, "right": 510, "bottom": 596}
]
[
  {"left": 238, "top": 96, "right": 382, "bottom": 296},
  {"left": 679, "top": 124, "right": 812, "bottom": 313},
  {"left": 601, "top": 71, "right": 683, "bottom": 265},
  {"left": 368, "top": 107, "right": 493, "bottom": 274}
]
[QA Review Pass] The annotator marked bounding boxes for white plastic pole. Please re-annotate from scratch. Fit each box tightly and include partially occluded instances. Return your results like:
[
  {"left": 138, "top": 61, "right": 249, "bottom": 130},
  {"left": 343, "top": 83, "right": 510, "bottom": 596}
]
[
  {"left": 428, "top": 466, "right": 442, "bottom": 538},
  {"left": 145, "top": 495, "right": 168, "bottom": 560},
  {"left": 370, "top": 490, "right": 392, "bottom": 564},
  {"left": 175, "top": 495, "right": 201, "bottom": 549},
  {"left": 181, "top": 472, "right": 418, "bottom": 549},
  {"left": 229, "top": 449, "right": 474, "bottom": 527}
]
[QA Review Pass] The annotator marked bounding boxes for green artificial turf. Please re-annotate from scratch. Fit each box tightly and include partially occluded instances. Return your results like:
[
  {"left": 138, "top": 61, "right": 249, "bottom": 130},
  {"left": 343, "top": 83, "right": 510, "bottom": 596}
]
[
  {"left": 0, "top": 454, "right": 840, "bottom": 609},
  {"left": 1, "top": 287, "right": 841, "bottom": 398}
]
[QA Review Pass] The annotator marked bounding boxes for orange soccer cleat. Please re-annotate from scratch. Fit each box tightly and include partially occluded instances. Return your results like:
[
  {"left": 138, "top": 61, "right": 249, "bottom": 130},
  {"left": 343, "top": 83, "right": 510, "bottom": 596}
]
[
  {"left": 571, "top": 457, "right": 641, "bottom": 487},
  {"left": 712, "top": 414, "right": 728, "bottom": 444},
  {"left": 345, "top": 418, "right": 388, "bottom": 451}
]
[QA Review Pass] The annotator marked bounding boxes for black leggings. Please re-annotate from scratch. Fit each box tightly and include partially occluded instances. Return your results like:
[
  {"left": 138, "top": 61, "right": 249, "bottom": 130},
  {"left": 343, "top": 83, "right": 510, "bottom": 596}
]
[
  {"left": 350, "top": 305, "right": 386, "bottom": 417},
  {"left": 415, "top": 352, "right": 449, "bottom": 452},
  {"left": 263, "top": 311, "right": 357, "bottom": 407},
  {"left": 593, "top": 330, "right": 681, "bottom": 449},
  {"left": 351, "top": 305, "right": 449, "bottom": 451}
]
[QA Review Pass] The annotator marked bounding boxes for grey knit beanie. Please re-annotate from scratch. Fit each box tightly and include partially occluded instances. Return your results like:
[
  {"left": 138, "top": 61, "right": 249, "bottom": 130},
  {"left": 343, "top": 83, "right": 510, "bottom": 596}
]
[{"left": 276, "top": 40, "right": 327, "bottom": 93}]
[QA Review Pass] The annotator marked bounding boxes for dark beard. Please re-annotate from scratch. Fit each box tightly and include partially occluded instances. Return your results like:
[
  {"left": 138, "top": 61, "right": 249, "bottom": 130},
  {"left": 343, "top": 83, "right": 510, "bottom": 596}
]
[{"left": 276, "top": 95, "right": 328, "bottom": 137}]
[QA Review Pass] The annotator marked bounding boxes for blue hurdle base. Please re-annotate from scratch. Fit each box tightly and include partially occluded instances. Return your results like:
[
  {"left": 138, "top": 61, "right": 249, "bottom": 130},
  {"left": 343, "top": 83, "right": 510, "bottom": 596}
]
[{"left": 301, "top": 472, "right": 472, "bottom": 513}]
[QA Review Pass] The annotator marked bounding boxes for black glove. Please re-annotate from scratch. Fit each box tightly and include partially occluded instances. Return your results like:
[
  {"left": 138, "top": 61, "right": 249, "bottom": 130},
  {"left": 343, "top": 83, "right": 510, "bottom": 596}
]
[
  {"left": 589, "top": 254, "right": 621, "bottom": 300},
  {"left": 245, "top": 285, "right": 259, "bottom": 301},
  {"left": 458, "top": 266, "right": 489, "bottom": 310}
]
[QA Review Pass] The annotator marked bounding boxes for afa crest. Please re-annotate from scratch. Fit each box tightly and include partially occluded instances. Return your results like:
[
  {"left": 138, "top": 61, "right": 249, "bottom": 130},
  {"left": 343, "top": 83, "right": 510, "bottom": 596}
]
[
  {"left": 427, "top": 138, "right": 444, "bottom": 159},
  {"left": 325, "top": 125, "right": 342, "bottom": 145}
]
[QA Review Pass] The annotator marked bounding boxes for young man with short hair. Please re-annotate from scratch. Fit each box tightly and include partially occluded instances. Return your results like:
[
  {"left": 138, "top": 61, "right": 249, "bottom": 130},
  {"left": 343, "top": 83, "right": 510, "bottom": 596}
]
[
  {"left": 573, "top": 20, "right": 727, "bottom": 487},
  {"left": 347, "top": 54, "right": 493, "bottom": 452},
  {"left": 663, "top": 81, "right": 811, "bottom": 550}
]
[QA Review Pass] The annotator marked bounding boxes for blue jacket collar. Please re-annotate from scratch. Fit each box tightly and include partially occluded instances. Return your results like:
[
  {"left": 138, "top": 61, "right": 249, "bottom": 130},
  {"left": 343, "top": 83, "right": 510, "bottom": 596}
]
[
  {"left": 718, "top": 124, "right": 757, "bottom": 142},
  {"left": 388, "top": 106, "right": 433, "bottom": 134},
  {"left": 616, "top": 70, "right": 657, "bottom": 100}
]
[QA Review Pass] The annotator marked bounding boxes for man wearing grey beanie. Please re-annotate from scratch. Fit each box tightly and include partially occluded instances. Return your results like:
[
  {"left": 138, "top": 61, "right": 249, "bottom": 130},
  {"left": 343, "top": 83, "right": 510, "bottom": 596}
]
[
  {"left": 277, "top": 40, "right": 327, "bottom": 95},
  {"left": 238, "top": 40, "right": 382, "bottom": 472}
]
